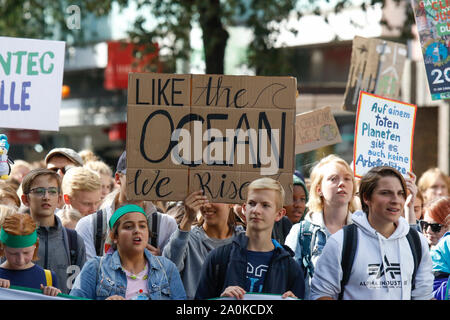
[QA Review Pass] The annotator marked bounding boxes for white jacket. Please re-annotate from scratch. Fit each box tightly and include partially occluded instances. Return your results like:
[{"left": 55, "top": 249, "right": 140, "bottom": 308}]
[{"left": 310, "top": 210, "right": 434, "bottom": 300}]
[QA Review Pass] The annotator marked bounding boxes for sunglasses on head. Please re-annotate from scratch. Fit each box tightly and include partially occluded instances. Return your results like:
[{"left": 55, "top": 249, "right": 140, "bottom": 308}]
[
  {"left": 49, "top": 165, "right": 75, "bottom": 175},
  {"left": 419, "top": 220, "right": 443, "bottom": 233}
]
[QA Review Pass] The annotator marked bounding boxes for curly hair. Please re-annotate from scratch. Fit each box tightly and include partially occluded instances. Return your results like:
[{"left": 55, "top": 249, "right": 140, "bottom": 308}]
[{"left": 0, "top": 213, "right": 39, "bottom": 260}]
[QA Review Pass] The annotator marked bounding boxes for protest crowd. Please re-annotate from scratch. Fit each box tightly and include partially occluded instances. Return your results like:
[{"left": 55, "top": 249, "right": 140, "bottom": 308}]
[
  {"left": 0, "top": 145, "right": 448, "bottom": 301},
  {"left": 0, "top": 1, "right": 450, "bottom": 303}
]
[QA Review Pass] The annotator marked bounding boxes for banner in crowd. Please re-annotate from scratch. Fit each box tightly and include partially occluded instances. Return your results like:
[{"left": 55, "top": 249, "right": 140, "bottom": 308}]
[
  {"left": 353, "top": 91, "right": 417, "bottom": 178},
  {"left": 0, "top": 287, "right": 70, "bottom": 300},
  {"left": 343, "top": 36, "right": 407, "bottom": 112},
  {"left": 126, "top": 73, "right": 296, "bottom": 204},
  {"left": 295, "top": 106, "right": 342, "bottom": 154},
  {"left": 0, "top": 37, "right": 65, "bottom": 131},
  {"left": 213, "top": 293, "right": 298, "bottom": 300},
  {"left": 411, "top": 0, "right": 450, "bottom": 100}
]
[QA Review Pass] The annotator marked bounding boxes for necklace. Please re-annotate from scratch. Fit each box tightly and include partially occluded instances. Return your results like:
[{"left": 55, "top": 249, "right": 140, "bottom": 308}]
[{"left": 125, "top": 263, "right": 148, "bottom": 280}]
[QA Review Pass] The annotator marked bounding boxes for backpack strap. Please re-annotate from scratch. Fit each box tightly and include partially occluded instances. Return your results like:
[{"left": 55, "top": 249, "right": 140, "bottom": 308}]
[
  {"left": 93, "top": 209, "right": 105, "bottom": 256},
  {"left": 64, "top": 227, "right": 78, "bottom": 266},
  {"left": 339, "top": 224, "right": 358, "bottom": 300},
  {"left": 299, "top": 220, "right": 315, "bottom": 278},
  {"left": 445, "top": 276, "right": 450, "bottom": 300},
  {"left": 406, "top": 226, "right": 422, "bottom": 291},
  {"left": 149, "top": 211, "right": 159, "bottom": 248},
  {"left": 44, "top": 269, "right": 52, "bottom": 287}
]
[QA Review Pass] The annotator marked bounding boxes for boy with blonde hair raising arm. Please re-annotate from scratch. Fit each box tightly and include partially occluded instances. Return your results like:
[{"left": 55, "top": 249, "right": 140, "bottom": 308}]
[{"left": 195, "top": 177, "right": 305, "bottom": 300}]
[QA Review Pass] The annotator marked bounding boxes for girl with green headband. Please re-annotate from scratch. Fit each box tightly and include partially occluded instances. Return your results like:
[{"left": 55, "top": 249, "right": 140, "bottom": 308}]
[
  {"left": 0, "top": 213, "right": 61, "bottom": 297},
  {"left": 70, "top": 204, "right": 186, "bottom": 300}
]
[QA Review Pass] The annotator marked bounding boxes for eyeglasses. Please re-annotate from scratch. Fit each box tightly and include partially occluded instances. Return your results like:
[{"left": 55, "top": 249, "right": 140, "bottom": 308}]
[
  {"left": 28, "top": 187, "right": 60, "bottom": 197},
  {"left": 419, "top": 220, "right": 443, "bottom": 233}
]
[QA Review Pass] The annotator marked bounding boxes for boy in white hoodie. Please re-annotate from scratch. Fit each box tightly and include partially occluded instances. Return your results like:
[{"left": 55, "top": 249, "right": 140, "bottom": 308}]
[{"left": 311, "top": 166, "right": 434, "bottom": 300}]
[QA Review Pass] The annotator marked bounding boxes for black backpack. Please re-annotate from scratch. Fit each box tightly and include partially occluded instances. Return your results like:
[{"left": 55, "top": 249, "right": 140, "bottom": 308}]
[
  {"left": 63, "top": 227, "right": 79, "bottom": 266},
  {"left": 93, "top": 208, "right": 159, "bottom": 256},
  {"left": 338, "top": 224, "right": 422, "bottom": 300}
]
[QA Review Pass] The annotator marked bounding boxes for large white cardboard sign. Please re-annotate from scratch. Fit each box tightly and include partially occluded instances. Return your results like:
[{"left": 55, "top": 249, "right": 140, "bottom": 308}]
[
  {"left": 0, "top": 37, "right": 65, "bottom": 131},
  {"left": 353, "top": 91, "right": 417, "bottom": 178}
]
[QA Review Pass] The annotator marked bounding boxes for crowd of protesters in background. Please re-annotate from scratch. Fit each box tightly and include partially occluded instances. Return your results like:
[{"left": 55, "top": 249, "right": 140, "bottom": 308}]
[{"left": 0, "top": 146, "right": 448, "bottom": 300}]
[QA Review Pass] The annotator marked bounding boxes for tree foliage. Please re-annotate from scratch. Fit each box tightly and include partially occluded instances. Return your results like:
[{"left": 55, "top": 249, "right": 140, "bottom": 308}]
[{"left": 0, "top": 0, "right": 416, "bottom": 75}]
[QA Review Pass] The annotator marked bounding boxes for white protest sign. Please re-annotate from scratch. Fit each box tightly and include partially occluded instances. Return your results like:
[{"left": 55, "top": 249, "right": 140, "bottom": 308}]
[
  {"left": 0, "top": 37, "right": 65, "bottom": 131},
  {"left": 353, "top": 91, "right": 417, "bottom": 178}
]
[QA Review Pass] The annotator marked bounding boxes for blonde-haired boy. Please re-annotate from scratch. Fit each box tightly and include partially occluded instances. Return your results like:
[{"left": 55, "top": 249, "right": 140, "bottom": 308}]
[
  {"left": 62, "top": 167, "right": 102, "bottom": 216},
  {"left": 195, "top": 177, "right": 305, "bottom": 300},
  {"left": 84, "top": 160, "right": 114, "bottom": 200}
]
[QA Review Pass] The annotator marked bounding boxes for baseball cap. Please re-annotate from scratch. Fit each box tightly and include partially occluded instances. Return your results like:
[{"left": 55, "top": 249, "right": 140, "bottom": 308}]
[
  {"left": 116, "top": 151, "right": 126, "bottom": 174},
  {"left": 45, "top": 148, "right": 83, "bottom": 166}
]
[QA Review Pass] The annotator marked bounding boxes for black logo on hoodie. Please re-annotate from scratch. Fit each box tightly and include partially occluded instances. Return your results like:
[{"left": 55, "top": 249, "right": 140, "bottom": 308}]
[{"left": 368, "top": 255, "right": 401, "bottom": 279}]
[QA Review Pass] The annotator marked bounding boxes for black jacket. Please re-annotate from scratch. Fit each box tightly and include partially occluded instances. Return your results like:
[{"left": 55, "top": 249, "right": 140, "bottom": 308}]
[{"left": 194, "top": 232, "right": 305, "bottom": 299}]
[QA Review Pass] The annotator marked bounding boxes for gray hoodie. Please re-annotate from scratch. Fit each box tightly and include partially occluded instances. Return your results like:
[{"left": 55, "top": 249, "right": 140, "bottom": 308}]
[
  {"left": 35, "top": 216, "right": 86, "bottom": 294},
  {"left": 162, "top": 225, "right": 244, "bottom": 300}
]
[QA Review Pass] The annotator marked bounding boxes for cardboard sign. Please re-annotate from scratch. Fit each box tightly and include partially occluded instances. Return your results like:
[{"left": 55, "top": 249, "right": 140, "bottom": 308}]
[
  {"left": 411, "top": 0, "right": 450, "bottom": 100},
  {"left": 353, "top": 91, "right": 417, "bottom": 178},
  {"left": 343, "top": 36, "right": 407, "bottom": 112},
  {"left": 0, "top": 37, "right": 65, "bottom": 131},
  {"left": 126, "top": 73, "right": 296, "bottom": 204},
  {"left": 295, "top": 106, "right": 342, "bottom": 154}
]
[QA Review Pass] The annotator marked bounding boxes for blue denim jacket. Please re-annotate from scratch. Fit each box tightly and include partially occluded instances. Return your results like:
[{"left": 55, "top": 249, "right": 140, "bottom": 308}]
[{"left": 69, "top": 249, "right": 186, "bottom": 300}]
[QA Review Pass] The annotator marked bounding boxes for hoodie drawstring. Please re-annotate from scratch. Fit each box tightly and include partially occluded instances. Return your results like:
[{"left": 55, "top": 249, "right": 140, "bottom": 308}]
[{"left": 376, "top": 233, "right": 390, "bottom": 295}]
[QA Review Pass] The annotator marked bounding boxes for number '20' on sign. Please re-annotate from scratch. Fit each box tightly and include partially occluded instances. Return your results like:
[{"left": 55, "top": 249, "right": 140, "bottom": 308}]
[{"left": 431, "top": 68, "right": 450, "bottom": 84}]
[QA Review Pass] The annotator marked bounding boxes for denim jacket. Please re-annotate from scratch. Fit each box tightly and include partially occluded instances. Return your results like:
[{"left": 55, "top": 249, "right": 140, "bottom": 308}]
[{"left": 69, "top": 249, "right": 186, "bottom": 300}]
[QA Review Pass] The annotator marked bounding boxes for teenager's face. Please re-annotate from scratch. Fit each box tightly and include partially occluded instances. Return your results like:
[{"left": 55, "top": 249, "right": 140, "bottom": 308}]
[
  {"left": 116, "top": 172, "right": 127, "bottom": 198},
  {"left": 243, "top": 189, "right": 284, "bottom": 233},
  {"left": 422, "top": 210, "right": 446, "bottom": 246},
  {"left": 424, "top": 176, "right": 448, "bottom": 204},
  {"left": 364, "top": 176, "right": 406, "bottom": 226},
  {"left": 318, "top": 163, "right": 353, "bottom": 207},
  {"left": 200, "top": 202, "right": 231, "bottom": 227},
  {"left": 413, "top": 197, "right": 423, "bottom": 220},
  {"left": 3, "top": 245, "right": 35, "bottom": 270},
  {"left": 115, "top": 173, "right": 143, "bottom": 207},
  {"left": 67, "top": 189, "right": 102, "bottom": 216},
  {"left": 285, "top": 185, "right": 306, "bottom": 224},
  {"left": 114, "top": 212, "right": 149, "bottom": 254},
  {"left": 100, "top": 174, "right": 112, "bottom": 199},
  {"left": 46, "top": 155, "right": 74, "bottom": 178},
  {"left": 23, "top": 175, "right": 61, "bottom": 218}
]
